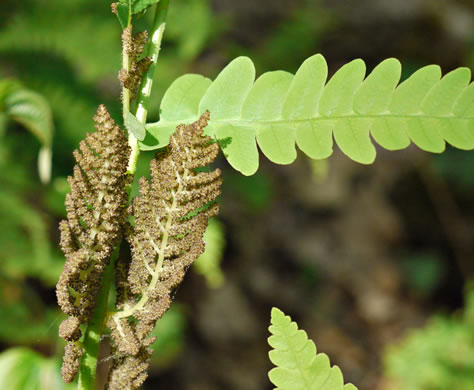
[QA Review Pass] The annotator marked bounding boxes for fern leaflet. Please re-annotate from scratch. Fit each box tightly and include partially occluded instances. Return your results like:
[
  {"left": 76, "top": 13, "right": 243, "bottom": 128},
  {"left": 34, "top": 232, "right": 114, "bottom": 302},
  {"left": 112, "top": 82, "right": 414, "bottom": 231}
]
[
  {"left": 144, "top": 54, "right": 473, "bottom": 175},
  {"left": 268, "top": 308, "right": 357, "bottom": 390}
]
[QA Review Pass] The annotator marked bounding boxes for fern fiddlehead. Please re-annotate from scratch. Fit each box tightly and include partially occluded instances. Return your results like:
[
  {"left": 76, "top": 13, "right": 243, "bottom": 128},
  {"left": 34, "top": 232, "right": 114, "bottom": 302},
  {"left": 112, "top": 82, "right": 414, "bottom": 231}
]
[
  {"left": 56, "top": 105, "right": 131, "bottom": 382},
  {"left": 105, "top": 111, "right": 222, "bottom": 389}
]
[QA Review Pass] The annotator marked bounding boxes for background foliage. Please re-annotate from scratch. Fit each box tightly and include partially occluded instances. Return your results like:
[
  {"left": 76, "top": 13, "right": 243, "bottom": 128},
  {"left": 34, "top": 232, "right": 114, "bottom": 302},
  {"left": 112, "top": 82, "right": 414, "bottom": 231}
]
[{"left": 0, "top": 0, "right": 472, "bottom": 389}]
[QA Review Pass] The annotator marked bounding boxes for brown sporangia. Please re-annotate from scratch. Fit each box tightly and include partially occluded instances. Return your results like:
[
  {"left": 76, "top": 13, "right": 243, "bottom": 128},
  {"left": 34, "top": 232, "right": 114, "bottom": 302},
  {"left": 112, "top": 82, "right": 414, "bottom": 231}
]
[
  {"left": 119, "top": 26, "right": 152, "bottom": 102},
  {"left": 105, "top": 111, "right": 222, "bottom": 389},
  {"left": 56, "top": 104, "right": 131, "bottom": 382},
  {"left": 61, "top": 342, "right": 84, "bottom": 384}
]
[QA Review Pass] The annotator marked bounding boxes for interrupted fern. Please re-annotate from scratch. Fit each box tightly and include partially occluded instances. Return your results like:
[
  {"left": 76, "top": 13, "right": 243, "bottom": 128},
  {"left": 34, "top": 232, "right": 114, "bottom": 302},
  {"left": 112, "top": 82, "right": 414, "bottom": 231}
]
[
  {"left": 56, "top": 105, "right": 131, "bottom": 382},
  {"left": 269, "top": 308, "right": 358, "bottom": 390},
  {"left": 106, "top": 111, "right": 222, "bottom": 389}
]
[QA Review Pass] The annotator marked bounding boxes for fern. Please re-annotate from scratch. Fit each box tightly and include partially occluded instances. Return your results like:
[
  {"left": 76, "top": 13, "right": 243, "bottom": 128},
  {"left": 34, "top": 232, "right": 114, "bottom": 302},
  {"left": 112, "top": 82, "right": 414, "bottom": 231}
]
[
  {"left": 0, "top": 79, "right": 54, "bottom": 183},
  {"left": 144, "top": 54, "right": 474, "bottom": 175},
  {"left": 268, "top": 308, "right": 357, "bottom": 390}
]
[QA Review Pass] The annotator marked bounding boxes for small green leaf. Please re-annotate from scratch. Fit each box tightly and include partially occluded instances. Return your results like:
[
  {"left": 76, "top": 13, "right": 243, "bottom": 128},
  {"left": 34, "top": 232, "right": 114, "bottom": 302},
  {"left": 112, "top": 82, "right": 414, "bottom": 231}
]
[
  {"left": 295, "top": 121, "right": 333, "bottom": 160},
  {"left": 214, "top": 123, "right": 259, "bottom": 175},
  {"left": 242, "top": 71, "right": 294, "bottom": 164},
  {"left": 319, "top": 59, "right": 365, "bottom": 116},
  {"left": 130, "top": 0, "right": 160, "bottom": 14},
  {"left": 389, "top": 65, "right": 441, "bottom": 114},
  {"left": 371, "top": 117, "right": 410, "bottom": 150},
  {"left": 422, "top": 67, "right": 471, "bottom": 116},
  {"left": 268, "top": 308, "right": 358, "bottom": 390},
  {"left": 124, "top": 110, "right": 146, "bottom": 141},
  {"left": 354, "top": 58, "right": 401, "bottom": 114},
  {"left": 334, "top": 118, "right": 375, "bottom": 164},
  {"left": 406, "top": 117, "right": 445, "bottom": 153},
  {"left": 454, "top": 83, "right": 474, "bottom": 117},
  {"left": 257, "top": 123, "right": 296, "bottom": 164},
  {"left": 116, "top": 2, "right": 131, "bottom": 29},
  {"left": 199, "top": 56, "right": 255, "bottom": 119},
  {"left": 160, "top": 74, "right": 211, "bottom": 121},
  {"left": 117, "top": 0, "right": 160, "bottom": 17},
  {"left": 242, "top": 71, "right": 293, "bottom": 120},
  {"left": 282, "top": 54, "right": 328, "bottom": 120}
]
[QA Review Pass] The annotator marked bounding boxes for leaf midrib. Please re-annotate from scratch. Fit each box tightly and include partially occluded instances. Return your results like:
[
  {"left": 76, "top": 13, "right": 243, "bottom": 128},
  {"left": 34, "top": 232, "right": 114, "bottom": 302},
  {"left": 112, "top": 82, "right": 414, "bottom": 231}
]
[{"left": 151, "top": 112, "right": 471, "bottom": 129}]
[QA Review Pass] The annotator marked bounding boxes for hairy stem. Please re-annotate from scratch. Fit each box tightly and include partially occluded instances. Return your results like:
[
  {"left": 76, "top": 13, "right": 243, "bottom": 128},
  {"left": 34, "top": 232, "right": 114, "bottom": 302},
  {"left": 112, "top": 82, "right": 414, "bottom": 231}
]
[
  {"left": 77, "top": 245, "right": 120, "bottom": 390},
  {"left": 127, "top": 0, "right": 170, "bottom": 174}
]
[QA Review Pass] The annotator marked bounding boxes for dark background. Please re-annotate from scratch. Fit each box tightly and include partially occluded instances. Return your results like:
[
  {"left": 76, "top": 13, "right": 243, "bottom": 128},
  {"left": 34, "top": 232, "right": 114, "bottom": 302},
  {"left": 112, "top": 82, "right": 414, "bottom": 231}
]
[{"left": 0, "top": 1, "right": 473, "bottom": 389}]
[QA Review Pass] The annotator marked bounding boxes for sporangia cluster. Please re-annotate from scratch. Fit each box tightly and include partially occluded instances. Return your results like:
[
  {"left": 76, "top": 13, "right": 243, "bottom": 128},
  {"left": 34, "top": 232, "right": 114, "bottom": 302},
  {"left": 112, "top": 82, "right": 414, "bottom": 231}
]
[
  {"left": 107, "top": 111, "right": 222, "bottom": 389},
  {"left": 56, "top": 105, "right": 131, "bottom": 382},
  {"left": 118, "top": 25, "right": 152, "bottom": 102},
  {"left": 56, "top": 108, "right": 221, "bottom": 387}
]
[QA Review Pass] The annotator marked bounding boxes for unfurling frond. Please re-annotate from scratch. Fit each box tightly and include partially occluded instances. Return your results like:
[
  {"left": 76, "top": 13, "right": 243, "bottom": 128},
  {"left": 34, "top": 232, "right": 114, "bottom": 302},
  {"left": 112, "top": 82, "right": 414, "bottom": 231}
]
[
  {"left": 119, "top": 26, "right": 152, "bottom": 101},
  {"left": 268, "top": 308, "right": 358, "bottom": 390},
  {"left": 56, "top": 105, "right": 131, "bottom": 382},
  {"left": 145, "top": 55, "right": 473, "bottom": 175},
  {"left": 106, "top": 111, "right": 222, "bottom": 390}
]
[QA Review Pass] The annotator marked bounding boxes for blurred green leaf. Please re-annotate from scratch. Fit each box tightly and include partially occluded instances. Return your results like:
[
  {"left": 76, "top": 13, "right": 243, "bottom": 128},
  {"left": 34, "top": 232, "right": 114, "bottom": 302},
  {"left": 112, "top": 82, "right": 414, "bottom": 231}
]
[
  {"left": 132, "top": 0, "right": 160, "bottom": 14},
  {"left": 0, "top": 348, "right": 73, "bottom": 390},
  {"left": 4, "top": 88, "right": 53, "bottom": 146},
  {"left": 0, "top": 279, "right": 61, "bottom": 344},
  {"left": 0, "top": 80, "right": 54, "bottom": 183},
  {"left": 194, "top": 218, "right": 226, "bottom": 288},
  {"left": 384, "top": 296, "right": 474, "bottom": 390},
  {"left": 165, "top": 0, "right": 222, "bottom": 61},
  {"left": 150, "top": 305, "right": 186, "bottom": 369},
  {"left": 118, "top": 0, "right": 160, "bottom": 15},
  {"left": 0, "top": 174, "right": 64, "bottom": 286}
]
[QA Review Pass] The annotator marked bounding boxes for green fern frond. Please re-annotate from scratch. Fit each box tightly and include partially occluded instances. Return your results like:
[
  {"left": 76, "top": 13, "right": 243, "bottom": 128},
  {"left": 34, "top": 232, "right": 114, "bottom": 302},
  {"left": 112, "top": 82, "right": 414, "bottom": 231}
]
[
  {"left": 145, "top": 54, "right": 473, "bottom": 175},
  {"left": 0, "top": 1, "right": 120, "bottom": 82},
  {"left": 0, "top": 80, "right": 54, "bottom": 183},
  {"left": 268, "top": 308, "right": 357, "bottom": 390}
]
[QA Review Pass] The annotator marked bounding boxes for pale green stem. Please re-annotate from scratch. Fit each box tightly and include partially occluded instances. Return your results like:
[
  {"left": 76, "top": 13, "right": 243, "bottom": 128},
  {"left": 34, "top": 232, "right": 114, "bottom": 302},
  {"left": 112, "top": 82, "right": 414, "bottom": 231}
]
[
  {"left": 127, "top": 0, "right": 170, "bottom": 174},
  {"left": 77, "top": 245, "right": 120, "bottom": 390}
]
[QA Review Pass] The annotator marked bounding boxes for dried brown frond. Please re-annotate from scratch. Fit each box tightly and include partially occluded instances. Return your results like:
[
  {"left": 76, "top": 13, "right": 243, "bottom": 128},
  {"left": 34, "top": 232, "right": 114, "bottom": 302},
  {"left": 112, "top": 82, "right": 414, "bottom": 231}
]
[
  {"left": 106, "top": 111, "right": 222, "bottom": 389},
  {"left": 56, "top": 104, "right": 131, "bottom": 382},
  {"left": 61, "top": 342, "right": 83, "bottom": 383}
]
